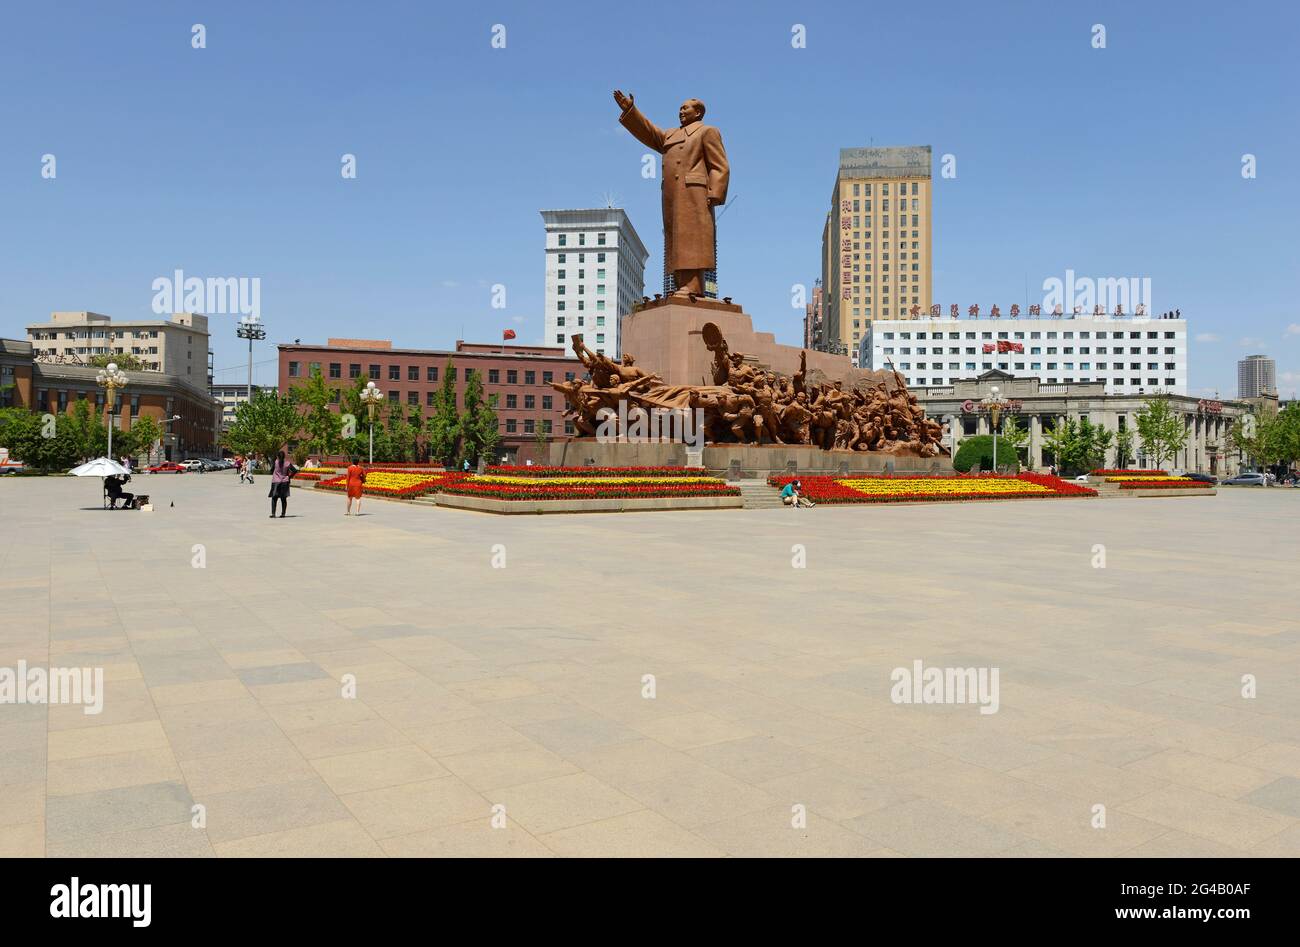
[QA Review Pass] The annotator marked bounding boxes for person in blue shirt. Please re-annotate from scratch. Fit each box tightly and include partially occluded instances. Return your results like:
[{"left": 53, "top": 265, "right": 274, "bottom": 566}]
[{"left": 781, "top": 479, "right": 800, "bottom": 507}]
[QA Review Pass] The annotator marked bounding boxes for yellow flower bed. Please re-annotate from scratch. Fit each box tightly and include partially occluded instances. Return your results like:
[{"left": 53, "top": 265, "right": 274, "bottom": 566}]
[
  {"left": 471, "top": 475, "right": 725, "bottom": 486},
  {"left": 1104, "top": 475, "right": 1190, "bottom": 482},
  {"left": 837, "top": 477, "right": 1052, "bottom": 495},
  {"left": 358, "top": 472, "right": 439, "bottom": 489}
]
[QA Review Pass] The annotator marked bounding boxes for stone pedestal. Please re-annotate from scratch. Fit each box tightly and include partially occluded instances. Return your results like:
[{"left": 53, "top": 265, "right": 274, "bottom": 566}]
[{"left": 620, "top": 297, "right": 856, "bottom": 387}]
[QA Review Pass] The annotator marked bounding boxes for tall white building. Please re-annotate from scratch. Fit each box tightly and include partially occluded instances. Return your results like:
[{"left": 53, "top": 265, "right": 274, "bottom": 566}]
[
  {"left": 541, "top": 208, "right": 648, "bottom": 359},
  {"left": 859, "top": 312, "right": 1188, "bottom": 395}
]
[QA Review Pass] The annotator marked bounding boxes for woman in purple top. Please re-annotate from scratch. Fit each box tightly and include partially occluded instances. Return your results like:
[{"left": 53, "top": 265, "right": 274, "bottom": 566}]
[{"left": 268, "top": 450, "right": 296, "bottom": 518}]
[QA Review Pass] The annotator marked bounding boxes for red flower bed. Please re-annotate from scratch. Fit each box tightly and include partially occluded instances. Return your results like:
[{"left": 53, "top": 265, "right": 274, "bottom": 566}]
[
  {"left": 1090, "top": 469, "right": 1166, "bottom": 476},
  {"left": 291, "top": 471, "right": 324, "bottom": 481},
  {"left": 440, "top": 481, "right": 739, "bottom": 500},
  {"left": 484, "top": 465, "right": 709, "bottom": 479},
  {"left": 1118, "top": 480, "right": 1207, "bottom": 490},
  {"left": 766, "top": 473, "right": 1096, "bottom": 504}
]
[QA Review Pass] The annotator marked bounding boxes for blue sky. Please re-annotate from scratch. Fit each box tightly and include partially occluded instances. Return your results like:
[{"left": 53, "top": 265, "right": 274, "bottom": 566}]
[{"left": 1, "top": 0, "right": 1297, "bottom": 396}]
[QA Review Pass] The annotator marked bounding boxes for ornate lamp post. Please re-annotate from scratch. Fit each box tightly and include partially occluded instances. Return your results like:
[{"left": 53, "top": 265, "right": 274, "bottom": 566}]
[
  {"left": 236, "top": 315, "right": 266, "bottom": 407},
  {"left": 360, "top": 380, "right": 383, "bottom": 464},
  {"left": 981, "top": 385, "right": 1010, "bottom": 473},
  {"left": 95, "top": 362, "right": 128, "bottom": 460}
]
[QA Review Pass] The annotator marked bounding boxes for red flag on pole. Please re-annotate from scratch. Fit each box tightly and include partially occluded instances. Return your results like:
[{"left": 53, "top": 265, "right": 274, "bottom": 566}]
[{"left": 502, "top": 329, "right": 516, "bottom": 341}]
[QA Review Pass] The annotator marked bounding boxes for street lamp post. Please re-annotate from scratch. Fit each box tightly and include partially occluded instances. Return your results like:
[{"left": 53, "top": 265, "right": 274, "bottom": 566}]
[
  {"left": 95, "top": 362, "right": 128, "bottom": 461},
  {"left": 981, "top": 385, "right": 1010, "bottom": 474},
  {"left": 360, "top": 381, "right": 383, "bottom": 465},
  {"left": 236, "top": 316, "right": 266, "bottom": 408}
]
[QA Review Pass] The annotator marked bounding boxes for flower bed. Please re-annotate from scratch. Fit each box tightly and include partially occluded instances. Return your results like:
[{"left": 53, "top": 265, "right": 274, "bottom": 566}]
[
  {"left": 766, "top": 473, "right": 1096, "bottom": 504},
  {"left": 1104, "top": 475, "right": 1190, "bottom": 483},
  {"left": 1091, "top": 469, "right": 1165, "bottom": 476},
  {"left": 315, "top": 470, "right": 468, "bottom": 498},
  {"left": 1117, "top": 479, "right": 1207, "bottom": 490},
  {"left": 440, "top": 475, "right": 738, "bottom": 500},
  {"left": 484, "top": 465, "right": 709, "bottom": 479}
]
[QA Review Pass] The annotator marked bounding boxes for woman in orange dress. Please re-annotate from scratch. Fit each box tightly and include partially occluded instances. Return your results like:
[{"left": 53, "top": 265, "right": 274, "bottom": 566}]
[{"left": 345, "top": 456, "right": 366, "bottom": 516}]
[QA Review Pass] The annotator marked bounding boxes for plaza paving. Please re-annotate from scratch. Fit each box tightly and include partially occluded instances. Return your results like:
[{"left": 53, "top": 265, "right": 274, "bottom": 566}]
[{"left": 2, "top": 472, "right": 1298, "bottom": 858}]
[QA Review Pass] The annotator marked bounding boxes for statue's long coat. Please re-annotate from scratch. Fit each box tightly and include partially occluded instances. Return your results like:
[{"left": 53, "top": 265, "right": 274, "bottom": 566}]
[{"left": 619, "top": 104, "right": 729, "bottom": 271}]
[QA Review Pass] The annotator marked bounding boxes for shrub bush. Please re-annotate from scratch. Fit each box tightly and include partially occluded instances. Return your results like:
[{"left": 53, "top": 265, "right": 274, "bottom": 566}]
[{"left": 953, "top": 435, "right": 1019, "bottom": 473}]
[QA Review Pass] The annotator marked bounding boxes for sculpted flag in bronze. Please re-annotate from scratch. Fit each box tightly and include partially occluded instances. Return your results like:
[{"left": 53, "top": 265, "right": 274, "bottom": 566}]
[
  {"left": 613, "top": 90, "right": 729, "bottom": 299},
  {"left": 554, "top": 326, "right": 948, "bottom": 456}
]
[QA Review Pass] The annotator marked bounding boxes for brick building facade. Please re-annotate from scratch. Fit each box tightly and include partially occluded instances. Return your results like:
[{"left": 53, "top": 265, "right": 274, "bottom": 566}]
[{"left": 277, "top": 338, "right": 586, "bottom": 461}]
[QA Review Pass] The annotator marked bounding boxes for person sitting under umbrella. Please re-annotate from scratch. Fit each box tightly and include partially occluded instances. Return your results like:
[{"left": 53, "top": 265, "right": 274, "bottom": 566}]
[{"left": 106, "top": 473, "right": 135, "bottom": 509}]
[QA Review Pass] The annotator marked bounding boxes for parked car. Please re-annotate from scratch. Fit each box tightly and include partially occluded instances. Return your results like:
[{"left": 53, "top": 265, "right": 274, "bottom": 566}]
[
  {"left": 194, "top": 458, "right": 222, "bottom": 471},
  {"left": 1183, "top": 472, "right": 1217, "bottom": 484},
  {"left": 1220, "top": 472, "right": 1267, "bottom": 487},
  {"left": 177, "top": 459, "right": 205, "bottom": 471},
  {"left": 0, "top": 463, "right": 25, "bottom": 475},
  {"left": 147, "top": 462, "right": 186, "bottom": 474}
]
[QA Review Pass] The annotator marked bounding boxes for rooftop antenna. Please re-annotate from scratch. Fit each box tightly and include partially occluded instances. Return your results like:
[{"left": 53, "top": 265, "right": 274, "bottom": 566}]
[{"left": 601, "top": 190, "right": 620, "bottom": 209}]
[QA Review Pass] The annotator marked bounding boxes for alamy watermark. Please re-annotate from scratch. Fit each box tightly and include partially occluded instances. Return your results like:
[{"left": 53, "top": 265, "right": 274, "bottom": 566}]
[
  {"left": 1041, "top": 269, "right": 1152, "bottom": 316},
  {"left": 595, "top": 400, "right": 705, "bottom": 450},
  {"left": 151, "top": 269, "right": 261, "bottom": 319},
  {"left": 1, "top": 660, "right": 104, "bottom": 714},
  {"left": 890, "top": 659, "right": 999, "bottom": 715}
]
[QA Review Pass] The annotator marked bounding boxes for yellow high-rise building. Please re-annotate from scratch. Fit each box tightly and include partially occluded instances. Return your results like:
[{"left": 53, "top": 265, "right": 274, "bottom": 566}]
[{"left": 820, "top": 147, "right": 932, "bottom": 366}]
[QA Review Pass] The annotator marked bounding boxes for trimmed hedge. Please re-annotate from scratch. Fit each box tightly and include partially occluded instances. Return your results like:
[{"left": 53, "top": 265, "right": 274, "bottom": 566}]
[{"left": 952, "top": 435, "right": 1019, "bottom": 473}]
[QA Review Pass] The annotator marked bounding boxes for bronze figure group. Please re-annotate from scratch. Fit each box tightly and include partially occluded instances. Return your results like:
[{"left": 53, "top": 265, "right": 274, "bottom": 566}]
[{"left": 552, "top": 326, "right": 947, "bottom": 456}]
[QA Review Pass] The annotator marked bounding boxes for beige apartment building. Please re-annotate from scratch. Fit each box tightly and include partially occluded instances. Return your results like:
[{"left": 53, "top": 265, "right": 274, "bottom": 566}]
[
  {"left": 820, "top": 146, "right": 933, "bottom": 367},
  {"left": 27, "top": 311, "right": 211, "bottom": 389}
]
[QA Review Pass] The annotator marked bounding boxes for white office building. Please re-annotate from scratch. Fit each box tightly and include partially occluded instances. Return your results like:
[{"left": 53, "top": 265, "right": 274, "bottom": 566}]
[
  {"left": 541, "top": 208, "right": 648, "bottom": 359},
  {"left": 859, "top": 312, "right": 1189, "bottom": 396}
]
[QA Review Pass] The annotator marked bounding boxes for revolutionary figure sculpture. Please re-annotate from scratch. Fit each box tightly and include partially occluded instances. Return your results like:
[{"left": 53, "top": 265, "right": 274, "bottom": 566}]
[
  {"left": 553, "top": 324, "right": 947, "bottom": 456},
  {"left": 613, "top": 90, "right": 729, "bottom": 299}
]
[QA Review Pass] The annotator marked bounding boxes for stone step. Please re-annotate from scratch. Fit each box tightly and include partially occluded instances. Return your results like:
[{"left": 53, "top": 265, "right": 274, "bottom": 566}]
[{"left": 736, "top": 480, "right": 786, "bottom": 509}]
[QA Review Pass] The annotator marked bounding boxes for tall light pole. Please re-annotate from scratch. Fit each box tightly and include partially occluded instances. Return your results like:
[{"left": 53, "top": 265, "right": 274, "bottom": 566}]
[
  {"left": 95, "top": 362, "right": 128, "bottom": 461},
  {"left": 360, "top": 380, "right": 383, "bottom": 465},
  {"left": 236, "top": 315, "right": 266, "bottom": 409},
  {"left": 981, "top": 385, "right": 1009, "bottom": 474}
]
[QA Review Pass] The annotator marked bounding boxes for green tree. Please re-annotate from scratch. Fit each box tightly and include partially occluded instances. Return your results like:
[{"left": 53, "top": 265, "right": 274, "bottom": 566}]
[
  {"left": 1134, "top": 397, "right": 1187, "bottom": 470},
  {"left": 89, "top": 353, "right": 146, "bottom": 372},
  {"left": 457, "top": 369, "right": 500, "bottom": 467},
  {"left": 952, "top": 434, "right": 1019, "bottom": 473},
  {"left": 64, "top": 397, "right": 108, "bottom": 462},
  {"left": 0, "top": 408, "right": 55, "bottom": 469},
  {"left": 221, "top": 389, "right": 302, "bottom": 460},
  {"left": 124, "top": 414, "right": 163, "bottom": 464},
  {"left": 1040, "top": 416, "right": 1113, "bottom": 475},
  {"left": 290, "top": 366, "right": 342, "bottom": 458},
  {"left": 426, "top": 359, "right": 460, "bottom": 466},
  {"left": 1114, "top": 427, "right": 1135, "bottom": 469}
]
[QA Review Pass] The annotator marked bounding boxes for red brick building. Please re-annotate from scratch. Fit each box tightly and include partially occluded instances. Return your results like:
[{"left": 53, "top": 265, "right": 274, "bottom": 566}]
[
  {"left": 1, "top": 337, "right": 222, "bottom": 459},
  {"left": 276, "top": 338, "right": 585, "bottom": 461}
]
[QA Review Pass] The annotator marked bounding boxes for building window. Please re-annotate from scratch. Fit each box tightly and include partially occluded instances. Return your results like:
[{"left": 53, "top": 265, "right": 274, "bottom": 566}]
[
  {"left": 542, "top": 371, "right": 553, "bottom": 384},
  {"left": 488, "top": 369, "right": 500, "bottom": 384},
  {"left": 525, "top": 370, "right": 536, "bottom": 385},
  {"left": 506, "top": 394, "right": 517, "bottom": 409},
  {"left": 288, "top": 361, "right": 300, "bottom": 377},
  {"left": 369, "top": 364, "right": 380, "bottom": 379},
  {"left": 408, "top": 366, "right": 419, "bottom": 381},
  {"left": 507, "top": 369, "right": 518, "bottom": 384},
  {"left": 506, "top": 418, "right": 517, "bottom": 433},
  {"left": 524, "top": 395, "right": 535, "bottom": 409},
  {"left": 448, "top": 367, "right": 457, "bottom": 382},
  {"left": 387, "top": 390, "right": 398, "bottom": 403},
  {"left": 389, "top": 365, "right": 400, "bottom": 381},
  {"left": 524, "top": 419, "right": 535, "bottom": 434},
  {"left": 558, "top": 234, "right": 566, "bottom": 246},
  {"left": 349, "top": 363, "right": 361, "bottom": 378},
  {"left": 426, "top": 391, "right": 435, "bottom": 407},
  {"left": 407, "top": 391, "right": 419, "bottom": 406}
]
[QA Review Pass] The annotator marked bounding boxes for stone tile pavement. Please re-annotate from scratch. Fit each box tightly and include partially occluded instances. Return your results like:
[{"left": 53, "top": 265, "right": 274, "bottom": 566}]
[{"left": 2, "top": 472, "right": 1298, "bottom": 857}]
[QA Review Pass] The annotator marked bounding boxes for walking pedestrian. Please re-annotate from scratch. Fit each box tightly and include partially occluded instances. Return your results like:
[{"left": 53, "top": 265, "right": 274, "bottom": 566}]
[
  {"left": 268, "top": 451, "right": 296, "bottom": 518},
  {"left": 345, "top": 456, "right": 366, "bottom": 516}
]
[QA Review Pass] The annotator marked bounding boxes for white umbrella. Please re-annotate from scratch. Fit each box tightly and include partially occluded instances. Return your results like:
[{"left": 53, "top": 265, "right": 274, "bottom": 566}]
[{"left": 69, "top": 457, "right": 129, "bottom": 477}]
